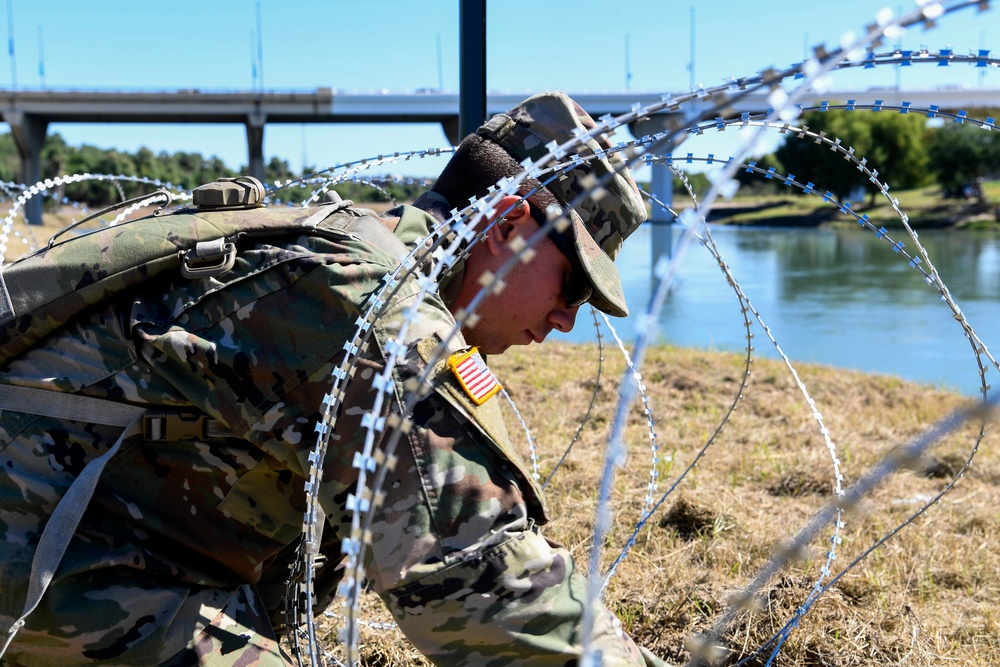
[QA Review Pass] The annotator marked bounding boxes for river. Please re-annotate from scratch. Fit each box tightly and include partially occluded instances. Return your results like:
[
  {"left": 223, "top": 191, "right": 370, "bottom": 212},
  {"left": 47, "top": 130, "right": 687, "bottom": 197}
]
[{"left": 553, "top": 224, "right": 1000, "bottom": 396}]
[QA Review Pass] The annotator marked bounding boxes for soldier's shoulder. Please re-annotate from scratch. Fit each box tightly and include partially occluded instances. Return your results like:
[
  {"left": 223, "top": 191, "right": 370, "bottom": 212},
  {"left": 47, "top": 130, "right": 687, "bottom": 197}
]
[{"left": 413, "top": 334, "right": 548, "bottom": 519}]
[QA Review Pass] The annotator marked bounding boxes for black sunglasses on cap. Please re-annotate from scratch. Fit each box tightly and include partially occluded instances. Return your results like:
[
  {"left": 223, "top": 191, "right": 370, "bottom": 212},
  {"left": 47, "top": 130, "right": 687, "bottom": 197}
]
[{"left": 524, "top": 200, "right": 594, "bottom": 309}]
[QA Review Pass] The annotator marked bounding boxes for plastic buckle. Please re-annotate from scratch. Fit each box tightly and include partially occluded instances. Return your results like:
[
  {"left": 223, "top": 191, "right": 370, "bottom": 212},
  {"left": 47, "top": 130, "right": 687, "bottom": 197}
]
[
  {"left": 143, "top": 410, "right": 210, "bottom": 441},
  {"left": 180, "top": 240, "right": 237, "bottom": 278}
]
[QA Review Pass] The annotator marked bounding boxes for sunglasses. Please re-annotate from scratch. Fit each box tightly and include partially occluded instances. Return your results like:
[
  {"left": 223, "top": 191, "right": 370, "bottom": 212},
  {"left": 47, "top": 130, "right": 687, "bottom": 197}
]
[{"left": 525, "top": 200, "right": 594, "bottom": 309}]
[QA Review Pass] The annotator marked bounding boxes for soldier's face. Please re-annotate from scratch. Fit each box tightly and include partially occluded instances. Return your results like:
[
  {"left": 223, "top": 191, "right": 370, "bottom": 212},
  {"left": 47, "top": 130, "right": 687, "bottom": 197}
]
[{"left": 453, "top": 201, "right": 581, "bottom": 355}]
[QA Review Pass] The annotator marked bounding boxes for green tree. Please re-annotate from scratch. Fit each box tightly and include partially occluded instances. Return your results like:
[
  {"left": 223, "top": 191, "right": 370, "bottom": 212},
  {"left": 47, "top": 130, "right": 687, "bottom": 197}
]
[
  {"left": 674, "top": 169, "right": 710, "bottom": 196},
  {"left": 41, "top": 133, "right": 71, "bottom": 180},
  {"left": 775, "top": 110, "right": 871, "bottom": 203},
  {"left": 863, "top": 111, "right": 932, "bottom": 198},
  {"left": 927, "top": 120, "right": 1000, "bottom": 198},
  {"left": 774, "top": 109, "right": 931, "bottom": 205},
  {"left": 0, "top": 132, "right": 21, "bottom": 184}
]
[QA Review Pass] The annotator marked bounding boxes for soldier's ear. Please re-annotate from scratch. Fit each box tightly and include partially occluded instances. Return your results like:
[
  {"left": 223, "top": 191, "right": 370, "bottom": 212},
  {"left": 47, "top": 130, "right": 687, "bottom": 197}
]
[
  {"left": 493, "top": 196, "right": 530, "bottom": 224},
  {"left": 484, "top": 195, "right": 530, "bottom": 254}
]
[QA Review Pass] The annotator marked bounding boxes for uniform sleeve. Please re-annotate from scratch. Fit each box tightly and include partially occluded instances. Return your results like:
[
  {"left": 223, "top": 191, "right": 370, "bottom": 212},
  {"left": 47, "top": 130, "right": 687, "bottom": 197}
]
[{"left": 362, "top": 343, "right": 668, "bottom": 666}]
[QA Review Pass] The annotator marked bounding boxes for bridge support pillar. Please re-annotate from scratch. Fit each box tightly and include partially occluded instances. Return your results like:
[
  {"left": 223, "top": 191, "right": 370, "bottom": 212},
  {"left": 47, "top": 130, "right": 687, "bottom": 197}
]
[
  {"left": 649, "top": 159, "right": 675, "bottom": 267},
  {"left": 628, "top": 114, "right": 681, "bottom": 268},
  {"left": 4, "top": 111, "right": 49, "bottom": 225},
  {"left": 245, "top": 112, "right": 266, "bottom": 182}
]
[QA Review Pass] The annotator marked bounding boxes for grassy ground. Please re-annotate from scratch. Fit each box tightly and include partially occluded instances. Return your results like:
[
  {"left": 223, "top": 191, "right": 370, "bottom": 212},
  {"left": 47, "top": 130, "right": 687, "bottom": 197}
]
[{"left": 326, "top": 344, "right": 998, "bottom": 666}]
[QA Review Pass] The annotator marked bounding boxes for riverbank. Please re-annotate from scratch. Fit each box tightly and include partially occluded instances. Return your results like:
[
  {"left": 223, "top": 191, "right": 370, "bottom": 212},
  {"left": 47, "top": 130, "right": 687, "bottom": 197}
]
[
  {"left": 700, "top": 181, "right": 1000, "bottom": 230},
  {"left": 328, "top": 343, "right": 998, "bottom": 666}
]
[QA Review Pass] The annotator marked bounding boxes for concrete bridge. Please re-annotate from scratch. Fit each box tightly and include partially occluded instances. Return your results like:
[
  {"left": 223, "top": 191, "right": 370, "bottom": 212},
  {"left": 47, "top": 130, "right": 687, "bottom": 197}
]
[{"left": 2, "top": 86, "right": 995, "bottom": 223}]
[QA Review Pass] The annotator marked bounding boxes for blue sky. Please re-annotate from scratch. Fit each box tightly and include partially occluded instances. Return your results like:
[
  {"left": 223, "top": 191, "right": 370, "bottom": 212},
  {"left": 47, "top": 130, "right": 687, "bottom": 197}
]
[{"left": 1, "top": 0, "right": 996, "bottom": 178}]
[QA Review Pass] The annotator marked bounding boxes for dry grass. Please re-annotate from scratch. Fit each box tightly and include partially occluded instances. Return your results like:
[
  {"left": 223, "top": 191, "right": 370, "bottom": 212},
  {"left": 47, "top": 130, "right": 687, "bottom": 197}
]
[
  {"left": 321, "top": 343, "right": 998, "bottom": 666},
  {"left": 1, "top": 205, "right": 79, "bottom": 263}
]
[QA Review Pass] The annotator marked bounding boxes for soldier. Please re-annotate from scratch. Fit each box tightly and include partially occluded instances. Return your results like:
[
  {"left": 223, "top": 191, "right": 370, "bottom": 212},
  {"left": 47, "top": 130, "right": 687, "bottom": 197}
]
[{"left": 0, "top": 92, "right": 665, "bottom": 665}]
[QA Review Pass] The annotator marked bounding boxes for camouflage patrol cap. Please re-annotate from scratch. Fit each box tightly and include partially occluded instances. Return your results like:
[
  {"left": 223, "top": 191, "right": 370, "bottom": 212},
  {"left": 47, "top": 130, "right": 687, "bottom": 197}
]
[{"left": 477, "top": 91, "right": 647, "bottom": 317}]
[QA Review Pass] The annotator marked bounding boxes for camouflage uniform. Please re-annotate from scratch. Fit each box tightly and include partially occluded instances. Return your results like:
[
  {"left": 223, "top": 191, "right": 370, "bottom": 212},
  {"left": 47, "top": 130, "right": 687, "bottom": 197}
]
[{"left": 0, "top": 194, "right": 664, "bottom": 665}]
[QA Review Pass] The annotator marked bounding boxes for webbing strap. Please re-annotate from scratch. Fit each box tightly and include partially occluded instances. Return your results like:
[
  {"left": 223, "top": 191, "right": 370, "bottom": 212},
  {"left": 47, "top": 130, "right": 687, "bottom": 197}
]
[
  {"left": 0, "top": 270, "right": 13, "bottom": 327},
  {"left": 0, "top": 384, "right": 235, "bottom": 657},
  {"left": 0, "top": 384, "right": 233, "bottom": 440},
  {"left": 0, "top": 416, "right": 142, "bottom": 659},
  {"left": 0, "top": 383, "right": 145, "bottom": 427}
]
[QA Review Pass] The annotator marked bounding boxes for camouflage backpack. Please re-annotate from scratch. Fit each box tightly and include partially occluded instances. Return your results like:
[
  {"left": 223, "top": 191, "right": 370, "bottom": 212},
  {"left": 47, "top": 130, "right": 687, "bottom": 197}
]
[
  {"left": 0, "top": 176, "right": 407, "bottom": 366},
  {"left": 0, "top": 177, "right": 412, "bottom": 656}
]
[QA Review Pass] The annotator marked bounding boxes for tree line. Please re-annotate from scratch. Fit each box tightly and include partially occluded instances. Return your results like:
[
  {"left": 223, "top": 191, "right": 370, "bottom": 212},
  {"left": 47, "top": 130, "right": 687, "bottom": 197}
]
[
  {"left": 732, "top": 107, "right": 1000, "bottom": 203},
  {"left": 0, "top": 132, "right": 426, "bottom": 208},
  {"left": 671, "top": 107, "right": 1000, "bottom": 203}
]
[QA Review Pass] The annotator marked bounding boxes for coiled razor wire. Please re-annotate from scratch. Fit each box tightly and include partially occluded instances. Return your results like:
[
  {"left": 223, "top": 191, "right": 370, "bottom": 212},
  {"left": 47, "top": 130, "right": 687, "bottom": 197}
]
[
  {"left": 2, "top": 1, "right": 997, "bottom": 664},
  {"left": 281, "top": 137, "right": 660, "bottom": 666},
  {"left": 663, "top": 114, "right": 997, "bottom": 662},
  {"left": 578, "top": 4, "right": 951, "bottom": 662},
  {"left": 684, "top": 394, "right": 998, "bottom": 667},
  {"left": 0, "top": 173, "right": 191, "bottom": 263},
  {"left": 649, "top": 128, "right": 995, "bottom": 666},
  {"left": 282, "top": 174, "right": 560, "bottom": 661},
  {"left": 648, "top": 142, "right": 994, "bottom": 662},
  {"left": 281, "top": 170, "right": 617, "bottom": 662},
  {"left": 276, "top": 3, "right": 1000, "bottom": 663},
  {"left": 290, "top": 163, "right": 630, "bottom": 663}
]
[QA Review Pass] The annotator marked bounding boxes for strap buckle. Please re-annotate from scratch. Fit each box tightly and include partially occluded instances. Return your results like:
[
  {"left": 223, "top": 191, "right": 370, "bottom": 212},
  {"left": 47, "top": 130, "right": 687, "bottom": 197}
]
[
  {"left": 142, "top": 410, "right": 210, "bottom": 441},
  {"left": 180, "top": 238, "right": 237, "bottom": 278}
]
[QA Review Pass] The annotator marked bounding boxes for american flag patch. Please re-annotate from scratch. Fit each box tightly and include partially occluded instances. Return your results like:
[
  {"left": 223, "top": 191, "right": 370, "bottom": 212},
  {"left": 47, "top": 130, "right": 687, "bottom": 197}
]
[{"left": 447, "top": 347, "right": 502, "bottom": 405}]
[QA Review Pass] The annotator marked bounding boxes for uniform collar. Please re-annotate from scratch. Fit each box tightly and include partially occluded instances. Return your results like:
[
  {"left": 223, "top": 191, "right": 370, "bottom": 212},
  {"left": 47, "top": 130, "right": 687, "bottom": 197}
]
[{"left": 406, "top": 191, "right": 466, "bottom": 310}]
